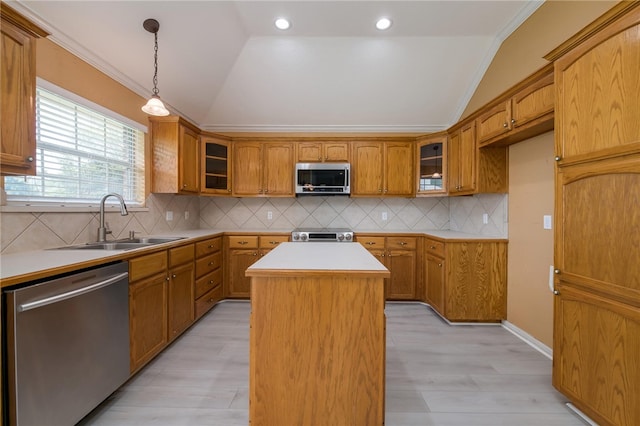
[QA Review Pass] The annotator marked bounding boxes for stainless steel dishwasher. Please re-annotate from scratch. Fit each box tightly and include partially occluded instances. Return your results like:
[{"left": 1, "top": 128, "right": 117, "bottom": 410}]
[{"left": 4, "top": 261, "right": 130, "bottom": 426}]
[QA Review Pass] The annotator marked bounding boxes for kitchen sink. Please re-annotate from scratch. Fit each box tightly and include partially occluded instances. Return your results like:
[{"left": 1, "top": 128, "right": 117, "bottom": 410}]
[{"left": 50, "top": 237, "right": 186, "bottom": 251}]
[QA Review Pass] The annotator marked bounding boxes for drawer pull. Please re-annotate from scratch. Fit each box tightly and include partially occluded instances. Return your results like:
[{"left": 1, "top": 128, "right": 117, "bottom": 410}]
[
  {"left": 269, "top": 241, "right": 279, "bottom": 245},
  {"left": 208, "top": 245, "right": 214, "bottom": 248},
  {"left": 430, "top": 246, "right": 436, "bottom": 249},
  {"left": 399, "top": 242, "right": 407, "bottom": 246},
  {"left": 209, "top": 280, "right": 214, "bottom": 284},
  {"left": 366, "top": 242, "right": 376, "bottom": 245},
  {"left": 238, "top": 241, "right": 248, "bottom": 245}
]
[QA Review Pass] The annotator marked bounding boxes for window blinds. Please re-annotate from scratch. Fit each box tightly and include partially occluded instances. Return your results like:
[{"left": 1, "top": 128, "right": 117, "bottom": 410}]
[{"left": 5, "top": 87, "right": 145, "bottom": 205}]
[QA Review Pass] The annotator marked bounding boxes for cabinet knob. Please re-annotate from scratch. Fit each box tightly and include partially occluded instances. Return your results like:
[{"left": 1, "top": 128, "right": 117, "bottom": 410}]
[
  {"left": 503, "top": 122, "right": 508, "bottom": 128},
  {"left": 208, "top": 245, "right": 214, "bottom": 248},
  {"left": 511, "top": 119, "right": 516, "bottom": 124},
  {"left": 553, "top": 290, "right": 560, "bottom": 295},
  {"left": 209, "top": 280, "right": 214, "bottom": 284},
  {"left": 228, "top": 189, "right": 232, "bottom": 192},
  {"left": 554, "top": 156, "right": 561, "bottom": 161},
  {"left": 430, "top": 246, "right": 436, "bottom": 249},
  {"left": 554, "top": 269, "right": 561, "bottom": 274},
  {"left": 209, "top": 261, "right": 214, "bottom": 266},
  {"left": 172, "top": 274, "right": 176, "bottom": 278},
  {"left": 378, "top": 189, "right": 382, "bottom": 193},
  {"left": 438, "top": 263, "right": 442, "bottom": 267},
  {"left": 166, "top": 277, "right": 170, "bottom": 281},
  {"left": 183, "top": 184, "right": 187, "bottom": 188},
  {"left": 264, "top": 189, "right": 269, "bottom": 193},
  {"left": 253, "top": 252, "right": 257, "bottom": 256},
  {"left": 26, "top": 156, "right": 34, "bottom": 162}
]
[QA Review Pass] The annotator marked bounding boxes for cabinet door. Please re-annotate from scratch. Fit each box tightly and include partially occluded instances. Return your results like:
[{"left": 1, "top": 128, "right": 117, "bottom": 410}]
[
  {"left": 297, "top": 143, "right": 322, "bottom": 162},
  {"left": 324, "top": 143, "right": 349, "bottom": 162},
  {"left": 179, "top": 125, "right": 199, "bottom": 193},
  {"left": 476, "top": 100, "right": 511, "bottom": 145},
  {"left": 352, "top": 142, "right": 383, "bottom": 195},
  {"left": 384, "top": 142, "right": 414, "bottom": 196},
  {"left": 458, "top": 122, "right": 477, "bottom": 194},
  {"left": 447, "top": 130, "right": 461, "bottom": 193},
  {"left": 554, "top": 12, "right": 640, "bottom": 162},
  {"left": 129, "top": 273, "right": 168, "bottom": 372},
  {"left": 387, "top": 249, "right": 417, "bottom": 300},
  {"left": 263, "top": 142, "right": 294, "bottom": 196},
  {"left": 417, "top": 136, "right": 446, "bottom": 195},
  {"left": 201, "top": 138, "right": 231, "bottom": 194},
  {"left": 512, "top": 72, "right": 554, "bottom": 129},
  {"left": 233, "top": 142, "right": 262, "bottom": 196},
  {"left": 425, "top": 254, "right": 445, "bottom": 315},
  {"left": 168, "top": 262, "right": 194, "bottom": 340},
  {"left": 228, "top": 249, "right": 258, "bottom": 298},
  {"left": 554, "top": 284, "right": 640, "bottom": 426},
  {"left": 0, "top": 21, "right": 37, "bottom": 175}
]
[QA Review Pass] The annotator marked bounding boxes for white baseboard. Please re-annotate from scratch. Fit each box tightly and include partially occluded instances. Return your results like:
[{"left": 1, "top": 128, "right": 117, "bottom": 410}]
[{"left": 501, "top": 320, "right": 553, "bottom": 360}]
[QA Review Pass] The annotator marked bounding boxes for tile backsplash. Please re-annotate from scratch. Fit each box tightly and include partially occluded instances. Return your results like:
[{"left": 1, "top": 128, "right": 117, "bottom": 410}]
[{"left": 0, "top": 193, "right": 507, "bottom": 254}]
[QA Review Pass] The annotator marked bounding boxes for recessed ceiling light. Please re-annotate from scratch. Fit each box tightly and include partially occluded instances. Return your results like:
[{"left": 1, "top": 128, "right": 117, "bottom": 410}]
[
  {"left": 376, "top": 17, "right": 392, "bottom": 31},
  {"left": 275, "top": 18, "right": 291, "bottom": 30}
]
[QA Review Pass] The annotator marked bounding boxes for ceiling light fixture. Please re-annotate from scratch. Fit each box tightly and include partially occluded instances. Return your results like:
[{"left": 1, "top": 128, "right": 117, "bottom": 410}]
[
  {"left": 275, "top": 18, "right": 291, "bottom": 30},
  {"left": 376, "top": 17, "right": 392, "bottom": 31},
  {"left": 141, "top": 18, "right": 170, "bottom": 116}
]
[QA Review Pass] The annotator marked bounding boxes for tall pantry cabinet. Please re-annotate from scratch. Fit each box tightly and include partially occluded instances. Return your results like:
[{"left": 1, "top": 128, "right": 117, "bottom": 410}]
[{"left": 545, "top": 3, "right": 640, "bottom": 426}]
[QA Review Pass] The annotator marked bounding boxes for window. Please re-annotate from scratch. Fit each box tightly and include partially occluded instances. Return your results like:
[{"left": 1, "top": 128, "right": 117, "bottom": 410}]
[{"left": 5, "top": 83, "right": 146, "bottom": 206}]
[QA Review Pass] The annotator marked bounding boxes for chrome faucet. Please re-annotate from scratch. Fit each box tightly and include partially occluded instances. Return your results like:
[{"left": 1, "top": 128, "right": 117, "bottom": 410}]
[{"left": 97, "top": 193, "right": 128, "bottom": 242}]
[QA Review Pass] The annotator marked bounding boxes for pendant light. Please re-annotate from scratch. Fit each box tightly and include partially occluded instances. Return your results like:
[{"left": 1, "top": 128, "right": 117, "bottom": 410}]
[
  {"left": 141, "top": 18, "right": 170, "bottom": 116},
  {"left": 432, "top": 145, "right": 441, "bottom": 179}
]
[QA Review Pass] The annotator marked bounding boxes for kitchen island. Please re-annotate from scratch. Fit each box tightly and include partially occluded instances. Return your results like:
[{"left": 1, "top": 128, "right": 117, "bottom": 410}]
[{"left": 246, "top": 242, "right": 389, "bottom": 426}]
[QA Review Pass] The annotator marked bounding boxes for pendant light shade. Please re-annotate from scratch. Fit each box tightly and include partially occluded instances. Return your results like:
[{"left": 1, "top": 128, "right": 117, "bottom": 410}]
[
  {"left": 141, "top": 18, "right": 170, "bottom": 116},
  {"left": 432, "top": 145, "right": 441, "bottom": 179}
]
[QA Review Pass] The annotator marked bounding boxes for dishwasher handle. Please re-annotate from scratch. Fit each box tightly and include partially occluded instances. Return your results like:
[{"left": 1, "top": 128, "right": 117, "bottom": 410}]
[{"left": 18, "top": 272, "right": 129, "bottom": 312}]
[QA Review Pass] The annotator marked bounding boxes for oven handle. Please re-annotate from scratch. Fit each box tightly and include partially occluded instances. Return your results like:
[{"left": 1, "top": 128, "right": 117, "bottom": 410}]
[{"left": 18, "top": 272, "right": 129, "bottom": 312}]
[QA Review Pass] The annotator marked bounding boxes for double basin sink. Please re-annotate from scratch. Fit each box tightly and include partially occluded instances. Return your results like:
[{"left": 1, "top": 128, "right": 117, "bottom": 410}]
[{"left": 54, "top": 237, "right": 185, "bottom": 251}]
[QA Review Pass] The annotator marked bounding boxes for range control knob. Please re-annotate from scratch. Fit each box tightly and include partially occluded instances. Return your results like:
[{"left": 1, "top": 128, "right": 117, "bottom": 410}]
[
  {"left": 345, "top": 233, "right": 353, "bottom": 241},
  {"left": 300, "top": 234, "right": 308, "bottom": 241},
  {"left": 292, "top": 233, "right": 299, "bottom": 241},
  {"left": 338, "top": 234, "right": 345, "bottom": 241}
]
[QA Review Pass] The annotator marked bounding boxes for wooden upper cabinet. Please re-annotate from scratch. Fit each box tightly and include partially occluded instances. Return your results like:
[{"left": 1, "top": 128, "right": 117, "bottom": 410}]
[
  {"left": 448, "top": 121, "right": 507, "bottom": 196},
  {"left": 352, "top": 142, "right": 384, "bottom": 195},
  {"left": 476, "top": 64, "right": 554, "bottom": 148},
  {"left": 201, "top": 135, "right": 232, "bottom": 195},
  {"left": 550, "top": 7, "right": 640, "bottom": 164},
  {"left": 297, "top": 142, "right": 349, "bottom": 162},
  {"left": 150, "top": 116, "right": 200, "bottom": 194},
  {"left": 352, "top": 141, "right": 413, "bottom": 196},
  {"left": 448, "top": 122, "right": 476, "bottom": 195},
  {"left": 232, "top": 140, "right": 294, "bottom": 197},
  {"left": 416, "top": 134, "right": 447, "bottom": 196},
  {"left": 0, "top": 3, "right": 48, "bottom": 176}
]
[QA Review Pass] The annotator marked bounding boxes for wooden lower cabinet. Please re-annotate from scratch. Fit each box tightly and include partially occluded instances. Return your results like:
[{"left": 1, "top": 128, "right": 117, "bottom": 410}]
[
  {"left": 129, "top": 271, "right": 168, "bottom": 372},
  {"left": 225, "top": 235, "right": 289, "bottom": 298},
  {"left": 553, "top": 285, "right": 640, "bottom": 426},
  {"left": 129, "top": 244, "right": 195, "bottom": 373},
  {"left": 168, "top": 245, "right": 195, "bottom": 340},
  {"left": 424, "top": 238, "right": 507, "bottom": 322},
  {"left": 194, "top": 237, "right": 223, "bottom": 318},
  {"left": 357, "top": 235, "right": 420, "bottom": 300}
]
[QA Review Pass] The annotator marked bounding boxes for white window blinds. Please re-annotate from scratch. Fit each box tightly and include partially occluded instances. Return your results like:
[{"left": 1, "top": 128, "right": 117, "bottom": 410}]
[{"left": 5, "top": 86, "right": 146, "bottom": 205}]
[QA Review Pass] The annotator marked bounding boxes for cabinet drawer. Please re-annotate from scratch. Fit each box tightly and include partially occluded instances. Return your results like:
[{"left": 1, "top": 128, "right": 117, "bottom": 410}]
[
  {"left": 425, "top": 238, "right": 445, "bottom": 257},
  {"left": 227, "top": 235, "right": 259, "bottom": 249},
  {"left": 386, "top": 236, "right": 417, "bottom": 250},
  {"left": 196, "top": 251, "right": 222, "bottom": 277},
  {"left": 357, "top": 236, "right": 385, "bottom": 249},
  {"left": 169, "top": 244, "right": 194, "bottom": 268},
  {"left": 129, "top": 251, "right": 168, "bottom": 282},
  {"left": 196, "top": 237, "right": 221, "bottom": 257},
  {"left": 195, "top": 284, "right": 223, "bottom": 319},
  {"left": 259, "top": 235, "right": 289, "bottom": 249},
  {"left": 195, "top": 269, "right": 222, "bottom": 299}
]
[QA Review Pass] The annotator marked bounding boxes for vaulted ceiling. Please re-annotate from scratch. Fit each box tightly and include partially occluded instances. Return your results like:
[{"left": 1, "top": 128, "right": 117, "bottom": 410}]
[{"left": 11, "top": 1, "right": 543, "bottom": 132}]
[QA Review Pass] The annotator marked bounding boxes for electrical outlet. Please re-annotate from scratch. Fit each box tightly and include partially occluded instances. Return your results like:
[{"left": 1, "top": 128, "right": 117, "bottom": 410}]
[
  {"left": 482, "top": 213, "right": 489, "bottom": 224},
  {"left": 381, "top": 212, "right": 388, "bottom": 221},
  {"left": 184, "top": 211, "right": 190, "bottom": 220},
  {"left": 166, "top": 211, "right": 173, "bottom": 221},
  {"left": 267, "top": 211, "right": 273, "bottom": 220}
]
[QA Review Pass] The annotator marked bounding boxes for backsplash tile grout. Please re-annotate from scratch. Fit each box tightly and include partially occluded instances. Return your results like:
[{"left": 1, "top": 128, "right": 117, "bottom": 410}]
[{"left": 0, "top": 193, "right": 507, "bottom": 254}]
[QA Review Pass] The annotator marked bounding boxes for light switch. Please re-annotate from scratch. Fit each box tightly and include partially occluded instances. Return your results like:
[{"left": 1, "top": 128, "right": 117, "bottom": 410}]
[{"left": 543, "top": 215, "right": 552, "bottom": 230}]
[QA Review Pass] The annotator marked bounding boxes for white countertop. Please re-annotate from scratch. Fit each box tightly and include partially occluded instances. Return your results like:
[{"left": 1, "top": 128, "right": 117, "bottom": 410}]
[{"left": 247, "top": 242, "right": 388, "bottom": 273}]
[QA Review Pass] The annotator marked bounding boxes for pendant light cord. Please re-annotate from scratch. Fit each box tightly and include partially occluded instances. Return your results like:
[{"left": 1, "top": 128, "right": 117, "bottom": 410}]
[{"left": 152, "top": 31, "right": 160, "bottom": 96}]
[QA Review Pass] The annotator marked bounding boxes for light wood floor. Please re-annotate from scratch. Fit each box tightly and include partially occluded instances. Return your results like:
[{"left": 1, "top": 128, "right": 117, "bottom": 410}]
[{"left": 81, "top": 301, "right": 586, "bottom": 426}]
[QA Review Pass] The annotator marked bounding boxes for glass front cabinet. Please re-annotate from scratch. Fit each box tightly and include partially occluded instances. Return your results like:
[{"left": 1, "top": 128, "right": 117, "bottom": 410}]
[
  {"left": 201, "top": 136, "right": 231, "bottom": 194},
  {"left": 416, "top": 133, "right": 447, "bottom": 196}
]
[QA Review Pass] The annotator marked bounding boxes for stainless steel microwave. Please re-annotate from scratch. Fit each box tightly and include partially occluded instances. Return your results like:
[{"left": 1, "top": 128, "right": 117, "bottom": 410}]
[{"left": 295, "top": 163, "right": 350, "bottom": 195}]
